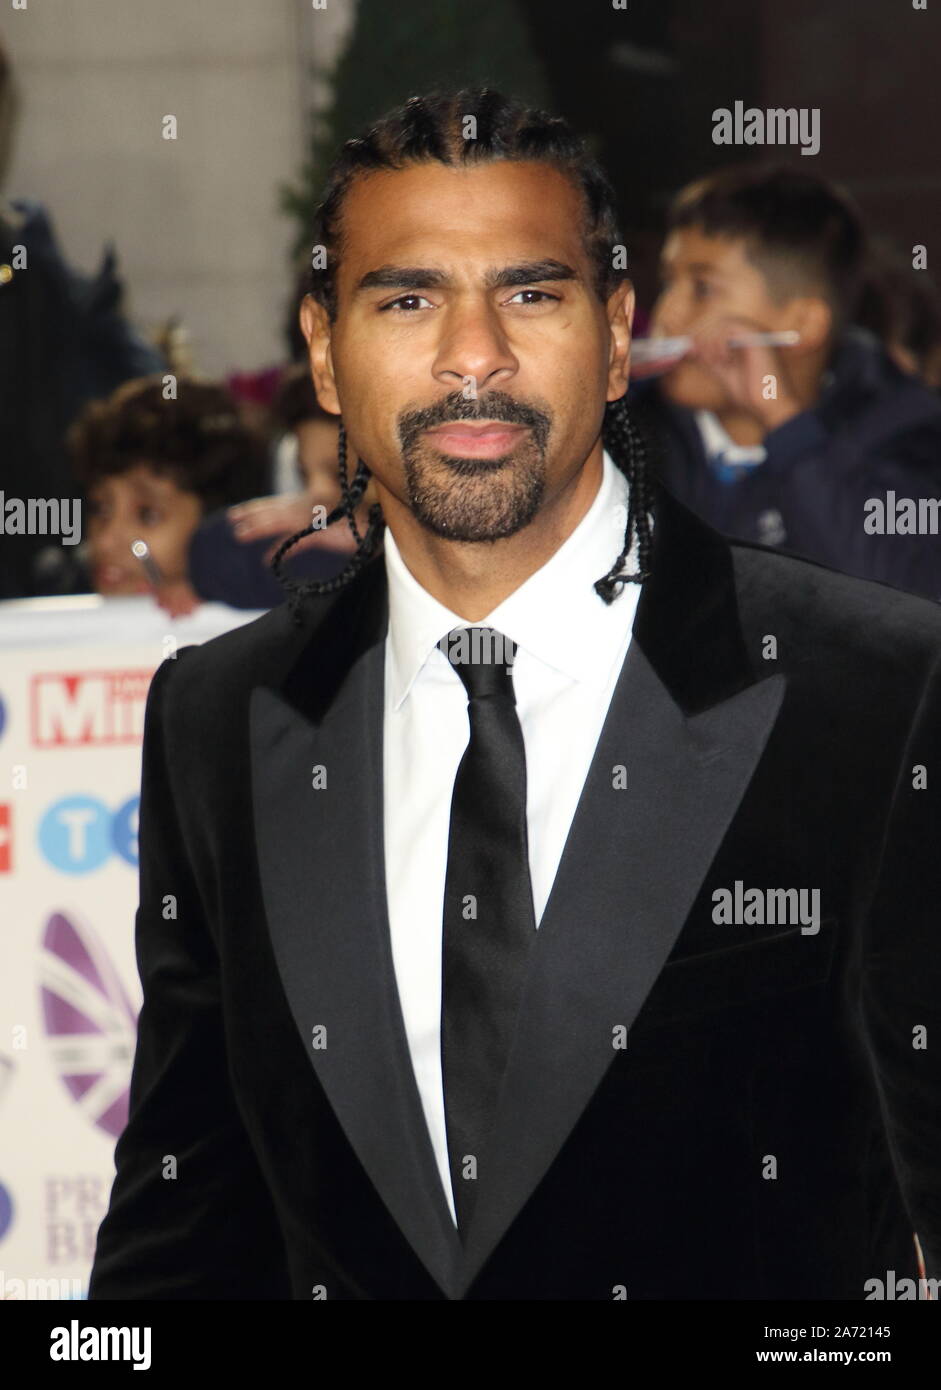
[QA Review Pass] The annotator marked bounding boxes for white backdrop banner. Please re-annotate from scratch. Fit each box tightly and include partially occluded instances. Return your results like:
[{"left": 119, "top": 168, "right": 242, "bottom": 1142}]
[{"left": 0, "top": 596, "right": 264, "bottom": 1299}]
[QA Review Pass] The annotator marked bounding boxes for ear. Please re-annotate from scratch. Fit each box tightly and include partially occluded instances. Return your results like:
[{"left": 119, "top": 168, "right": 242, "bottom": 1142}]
[
  {"left": 607, "top": 280, "right": 635, "bottom": 403},
  {"left": 299, "top": 295, "right": 341, "bottom": 415},
  {"left": 786, "top": 296, "right": 833, "bottom": 356}
]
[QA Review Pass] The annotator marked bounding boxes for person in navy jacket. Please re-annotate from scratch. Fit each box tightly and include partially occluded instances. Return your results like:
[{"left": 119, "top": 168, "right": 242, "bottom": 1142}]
[{"left": 632, "top": 164, "right": 941, "bottom": 602}]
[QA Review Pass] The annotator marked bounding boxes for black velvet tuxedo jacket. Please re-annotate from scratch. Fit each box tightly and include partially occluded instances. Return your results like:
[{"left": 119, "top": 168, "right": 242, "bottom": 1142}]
[{"left": 88, "top": 484, "right": 941, "bottom": 1301}]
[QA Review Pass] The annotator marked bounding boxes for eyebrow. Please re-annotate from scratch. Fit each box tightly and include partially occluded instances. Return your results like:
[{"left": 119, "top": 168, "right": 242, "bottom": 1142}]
[{"left": 354, "top": 259, "right": 579, "bottom": 295}]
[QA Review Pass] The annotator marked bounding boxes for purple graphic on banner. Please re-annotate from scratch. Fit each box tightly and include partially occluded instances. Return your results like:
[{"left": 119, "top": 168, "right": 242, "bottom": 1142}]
[
  {"left": 0, "top": 1182, "right": 13, "bottom": 1241},
  {"left": 39, "top": 912, "right": 139, "bottom": 1138},
  {"left": 0, "top": 1055, "right": 14, "bottom": 1241}
]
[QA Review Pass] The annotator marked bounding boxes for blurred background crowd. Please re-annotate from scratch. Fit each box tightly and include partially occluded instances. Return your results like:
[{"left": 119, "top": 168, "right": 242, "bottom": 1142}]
[{"left": 2, "top": 0, "right": 941, "bottom": 614}]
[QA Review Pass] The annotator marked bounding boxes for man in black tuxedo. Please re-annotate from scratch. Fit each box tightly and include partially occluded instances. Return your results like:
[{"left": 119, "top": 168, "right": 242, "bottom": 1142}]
[{"left": 88, "top": 88, "right": 941, "bottom": 1301}]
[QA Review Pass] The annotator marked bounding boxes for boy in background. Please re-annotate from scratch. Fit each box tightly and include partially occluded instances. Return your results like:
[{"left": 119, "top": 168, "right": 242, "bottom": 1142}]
[
  {"left": 634, "top": 165, "right": 941, "bottom": 600},
  {"left": 69, "top": 376, "right": 268, "bottom": 602},
  {"left": 186, "top": 365, "right": 376, "bottom": 613}
]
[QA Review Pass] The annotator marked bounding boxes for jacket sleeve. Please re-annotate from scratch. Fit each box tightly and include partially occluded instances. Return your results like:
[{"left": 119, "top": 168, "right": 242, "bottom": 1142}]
[
  {"left": 859, "top": 650, "right": 941, "bottom": 1285},
  {"left": 87, "top": 650, "right": 291, "bottom": 1298}
]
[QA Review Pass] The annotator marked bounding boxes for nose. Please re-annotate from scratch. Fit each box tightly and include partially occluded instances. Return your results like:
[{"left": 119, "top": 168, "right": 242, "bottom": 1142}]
[
  {"left": 431, "top": 296, "right": 519, "bottom": 394},
  {"left": 93, "top": 511, "right": 134, "bottom": 563}
]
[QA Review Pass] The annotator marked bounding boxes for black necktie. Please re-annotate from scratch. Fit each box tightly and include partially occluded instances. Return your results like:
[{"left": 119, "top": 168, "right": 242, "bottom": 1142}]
[{"left": 438, "top": 624, "right": 537, "bottom": 1237}]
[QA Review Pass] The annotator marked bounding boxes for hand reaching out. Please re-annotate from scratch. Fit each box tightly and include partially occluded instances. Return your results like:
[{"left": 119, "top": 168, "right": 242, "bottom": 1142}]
[{"left": 227, "top": 490, "right": 360, "bottom": 563}]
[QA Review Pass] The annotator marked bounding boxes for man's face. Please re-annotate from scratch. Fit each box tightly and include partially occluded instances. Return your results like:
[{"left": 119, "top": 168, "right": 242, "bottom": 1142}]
[
  {"left": 302, "top": 160, "right": 632, "bottom": 543},
  {"left": 652, "top": 227, "right": 792, "bottom": 411}
]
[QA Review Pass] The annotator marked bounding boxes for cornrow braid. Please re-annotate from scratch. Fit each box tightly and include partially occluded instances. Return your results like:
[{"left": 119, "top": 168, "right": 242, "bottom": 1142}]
[
  {"left": 593, "top": 396, "right": 653, "bottom": 603},
  {"left": 272, "top": 395, "right": 653, "bottom": 628},
  {"left": 270, "top": 420, "right": 385, "bottom": 626}
]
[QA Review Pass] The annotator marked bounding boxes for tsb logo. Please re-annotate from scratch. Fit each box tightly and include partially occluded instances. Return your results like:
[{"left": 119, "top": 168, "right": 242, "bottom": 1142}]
[{"left": 38, "top": 796, "right": 139, "bottom": 873}]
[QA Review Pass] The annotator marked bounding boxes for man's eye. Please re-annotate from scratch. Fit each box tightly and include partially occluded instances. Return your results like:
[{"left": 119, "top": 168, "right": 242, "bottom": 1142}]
[
  {"left": 138, "top": 506, "right": 162, "bottom": 526},
  {"left": 379, "top": 294, "right": 433, "bottom": 312},
  {"left": 692, "top": 280, "right": 714, "bottom": 301},
  {"left": 507, "top": 289, "right": 559, "bottom": 306}
]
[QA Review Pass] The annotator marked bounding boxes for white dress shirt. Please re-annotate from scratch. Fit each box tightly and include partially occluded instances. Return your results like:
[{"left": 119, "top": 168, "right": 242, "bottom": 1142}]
[{"left": 382, "top": 448, "right": 643, "bottom": 1224}]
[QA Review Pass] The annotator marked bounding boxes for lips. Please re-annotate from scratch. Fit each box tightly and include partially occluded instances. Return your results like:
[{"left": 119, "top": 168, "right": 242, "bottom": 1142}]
[{"left": 425, "top": 422, "right": 528, "bottom": 459}]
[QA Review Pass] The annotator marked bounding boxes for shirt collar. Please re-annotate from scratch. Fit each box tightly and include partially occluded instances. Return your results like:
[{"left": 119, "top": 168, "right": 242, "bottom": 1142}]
[
  {"left": 695, "top": 409, "right": 767, "bottom": 465},
  {"left": 384, "top": 448, "right": 638, "bottom": 710}
]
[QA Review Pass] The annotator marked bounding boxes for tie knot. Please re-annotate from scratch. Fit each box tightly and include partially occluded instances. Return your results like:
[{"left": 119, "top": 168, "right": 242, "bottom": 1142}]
[{"left": 438, "top": 625, "right": 517, "bottom": 702}]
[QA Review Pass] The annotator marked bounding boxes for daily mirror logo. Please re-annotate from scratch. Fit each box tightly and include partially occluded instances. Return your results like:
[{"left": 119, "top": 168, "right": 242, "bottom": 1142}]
[{"left": 30, "top": 671, "right": 153, "bottom": 748}]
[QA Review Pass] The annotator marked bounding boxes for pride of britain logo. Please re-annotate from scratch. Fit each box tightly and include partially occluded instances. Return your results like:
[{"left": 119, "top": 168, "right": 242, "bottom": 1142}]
[{"left": 39, "top": 911, "right": 138, "bottom": 1138}]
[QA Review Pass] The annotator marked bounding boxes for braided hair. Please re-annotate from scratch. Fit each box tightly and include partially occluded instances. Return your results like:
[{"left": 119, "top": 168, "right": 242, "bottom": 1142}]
[
  {"left": 271, "top": 420, "right": 385, "bottom": 624},
  {"left": 272, "top": 86, "right": 654, "bottom": 626}
]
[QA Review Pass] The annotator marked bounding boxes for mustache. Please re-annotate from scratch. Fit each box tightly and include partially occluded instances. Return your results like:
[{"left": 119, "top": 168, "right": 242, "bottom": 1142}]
[{"left": 398, "top": 390, "right": 551, "bottom": 451}]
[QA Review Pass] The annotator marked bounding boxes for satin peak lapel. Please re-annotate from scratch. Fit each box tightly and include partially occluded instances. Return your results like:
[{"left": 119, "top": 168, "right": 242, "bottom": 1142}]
[
  {"left": 458, "top": 643, "right": 785, "bottom": 1290},
  {"left": 456, "top": 486, "right": 787, "bottom": 1288},
  {"left": 250, "top": 562, "right": 464, "bottom": 1300}
]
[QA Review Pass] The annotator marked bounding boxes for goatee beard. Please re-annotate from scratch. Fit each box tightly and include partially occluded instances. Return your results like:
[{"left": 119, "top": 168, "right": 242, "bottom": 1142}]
[{"left": 396, "top": 389, "right": 552, "bottom": 541}]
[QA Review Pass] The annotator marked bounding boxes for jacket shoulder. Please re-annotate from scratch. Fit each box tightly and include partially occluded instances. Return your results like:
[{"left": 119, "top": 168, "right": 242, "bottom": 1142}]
[
  {"left": 730, "top": 536, "right": 941, "bottom": 675},
  {"left": 154, "top": 581, "right": 354, "bottom": 731}
]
